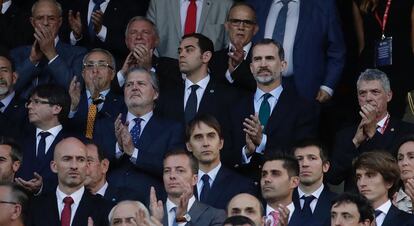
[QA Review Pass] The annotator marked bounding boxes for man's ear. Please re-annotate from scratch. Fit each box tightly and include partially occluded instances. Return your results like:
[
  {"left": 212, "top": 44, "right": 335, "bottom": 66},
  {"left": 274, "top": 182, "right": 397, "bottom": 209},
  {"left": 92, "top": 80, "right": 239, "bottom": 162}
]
[
  {"left": 50, "top": 160, "right": 58, "bottom": 173},
  {"left": 202, "top": 51, "right": 212, "bottom": 64}
]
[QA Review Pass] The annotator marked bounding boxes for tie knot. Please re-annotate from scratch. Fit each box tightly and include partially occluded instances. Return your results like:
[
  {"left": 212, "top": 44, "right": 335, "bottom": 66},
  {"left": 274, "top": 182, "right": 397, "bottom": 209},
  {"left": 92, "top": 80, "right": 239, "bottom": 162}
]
[
  {"left": 133, "top": 117, "right": 142, "bottom": 124},
  {"left": 92, "top": 94, "right": 105, "bottom": 105},
  {"left": 301, "top": 195, "right": 315, "bottom": 203},
  {"left": 63, "top": 196, "right": 74, "bottom": 205},
  {"left": 190, "top": 84, "right": 200, "bottom": 92},
  {"left": 93, "top": 0, "right": 105, "bottom": 6},
  {"left": 39, "top": 131, "right": 51, "bottom": 139},
  {"left": 262, "top": 93, "right": 272, "bottom": 101},
  {"left": 280, "top": 0, "right": 291, "bottom": 5},
  {"left": 201, "top": 174, "right": 210, "bottom": 183},
  {"left": 375, "top": 210, "right": 382, "bottom": 217},
  {"left": 269, "top": 210, "right": 279, "bottom": 221}
]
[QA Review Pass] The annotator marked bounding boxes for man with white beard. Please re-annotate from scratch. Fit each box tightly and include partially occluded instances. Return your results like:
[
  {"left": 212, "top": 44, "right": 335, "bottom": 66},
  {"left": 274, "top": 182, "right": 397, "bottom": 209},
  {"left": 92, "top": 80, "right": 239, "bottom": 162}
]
[
  {"left": 229, "top": 39, "right": 318, "bottom": 182},
  {"left": 0, "top": 55, "right": 26, "bottom": 139}
]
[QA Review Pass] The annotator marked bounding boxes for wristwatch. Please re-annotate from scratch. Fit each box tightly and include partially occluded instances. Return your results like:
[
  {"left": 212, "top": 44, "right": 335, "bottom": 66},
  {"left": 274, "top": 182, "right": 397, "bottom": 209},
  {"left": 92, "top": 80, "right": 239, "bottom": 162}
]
[{"left": 176, "top": 213, "right": 191, "bottom": 223}]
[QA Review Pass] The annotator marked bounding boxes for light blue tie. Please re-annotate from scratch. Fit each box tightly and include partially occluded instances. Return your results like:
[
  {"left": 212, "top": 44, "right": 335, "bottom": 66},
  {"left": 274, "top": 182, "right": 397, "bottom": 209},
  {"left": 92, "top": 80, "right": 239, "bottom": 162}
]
[{"left": 272, "top": 0, "right": 292, "bottom": 44}]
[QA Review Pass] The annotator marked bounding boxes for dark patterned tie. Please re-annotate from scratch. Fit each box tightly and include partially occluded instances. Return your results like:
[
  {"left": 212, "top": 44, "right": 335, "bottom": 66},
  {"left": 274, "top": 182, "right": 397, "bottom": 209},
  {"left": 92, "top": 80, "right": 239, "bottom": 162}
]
[
  {"left": 130, "top": 118, "right": 143, "bottom": 148},
  {"left": 272, "top": 0, "right": 292, "bottom": 44},
  {"left": 184, "top": 84, "right": 200, "bottom": 123}
]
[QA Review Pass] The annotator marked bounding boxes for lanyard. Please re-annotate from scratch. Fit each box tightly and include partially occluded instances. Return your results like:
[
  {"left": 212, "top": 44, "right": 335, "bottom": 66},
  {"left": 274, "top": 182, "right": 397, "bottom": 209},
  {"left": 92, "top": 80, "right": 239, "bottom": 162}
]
[{"left": 374, "top": 0, "right": 392, "bottom": 39}]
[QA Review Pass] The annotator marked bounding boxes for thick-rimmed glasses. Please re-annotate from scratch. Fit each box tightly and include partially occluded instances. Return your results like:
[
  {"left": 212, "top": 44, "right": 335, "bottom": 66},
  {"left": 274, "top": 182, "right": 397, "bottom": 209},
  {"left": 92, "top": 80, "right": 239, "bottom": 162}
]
[
  {"left": 83, "top": 62, "right": 114, "bottom": 71},
  {"left": 228, "top": 18, "right": 256, "bottom": 27}
]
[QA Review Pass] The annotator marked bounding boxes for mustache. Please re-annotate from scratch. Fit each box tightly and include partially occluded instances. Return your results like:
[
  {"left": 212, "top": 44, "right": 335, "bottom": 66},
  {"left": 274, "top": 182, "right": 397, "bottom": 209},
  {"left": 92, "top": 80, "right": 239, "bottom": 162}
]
[{"left": 257, "top": 68, "right": 271, "bottom": 73}]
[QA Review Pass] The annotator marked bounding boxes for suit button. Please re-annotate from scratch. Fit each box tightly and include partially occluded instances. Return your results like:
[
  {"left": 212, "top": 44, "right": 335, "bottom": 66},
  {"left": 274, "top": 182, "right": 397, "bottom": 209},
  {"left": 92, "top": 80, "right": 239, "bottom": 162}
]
[
  {"left": 234, "top": 164, "right": 239, "bottom": 168},
  {"left": 258, "top": 165, "right": 262, "bottom": 169}
]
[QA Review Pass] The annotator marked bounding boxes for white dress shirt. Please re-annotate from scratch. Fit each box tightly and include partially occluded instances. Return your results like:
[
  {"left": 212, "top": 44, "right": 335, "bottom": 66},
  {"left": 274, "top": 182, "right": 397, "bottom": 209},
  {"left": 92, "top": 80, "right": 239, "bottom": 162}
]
[
  {"left": 196, "top": 163, "right": 221, "bottom": 199},
  {"left": 35, "top": 124, "right": 63, "bottom": 156},
  {"left": 297, "top": 184, "right": 324, "bottom": 212},
  {"left": 183, "top": 75, "right": 210, "bottom": 111},
  {"left": 166, "top": 196, "right": 196, "bottom": 226},
  {"left": 56, "top": 186, "right": 85, "bottom": 226},
  {"left": 95, "top": 181, "right": 109, "bottom": 196},
  {"left": 375, "top": 200, "right": 392, "bottom": 226},
  {"left": 180, "top": 0, "right": 203, "bottom": 34},
  {"left": 1, "top": 0, "right": 11, "bottom": 14}
]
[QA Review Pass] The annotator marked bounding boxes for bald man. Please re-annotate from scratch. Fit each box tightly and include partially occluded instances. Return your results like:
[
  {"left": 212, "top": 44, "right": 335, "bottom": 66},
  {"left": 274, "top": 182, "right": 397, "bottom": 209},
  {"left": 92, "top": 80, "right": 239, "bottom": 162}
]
[
  {"left": 28, "top": 137, "right": 111, "bottom": 226},
  {"left": 227, "top": 193, "right": 264, "bottom": 226}
]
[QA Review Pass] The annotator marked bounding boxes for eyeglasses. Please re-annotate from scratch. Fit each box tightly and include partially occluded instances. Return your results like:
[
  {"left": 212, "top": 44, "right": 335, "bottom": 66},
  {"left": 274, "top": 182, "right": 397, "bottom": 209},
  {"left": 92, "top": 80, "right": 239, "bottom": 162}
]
[
  {"left": 83, "top": 62, "right": 114, "bottom": 70},
  {"left": 0, "top": 200, "right": 18, "bottom": 205},
  {"left": 228, "top": 19, "right": 256, "bottom": 27},
  {"left": 25, "top": 98, "right": 53, "bottom": 107}
]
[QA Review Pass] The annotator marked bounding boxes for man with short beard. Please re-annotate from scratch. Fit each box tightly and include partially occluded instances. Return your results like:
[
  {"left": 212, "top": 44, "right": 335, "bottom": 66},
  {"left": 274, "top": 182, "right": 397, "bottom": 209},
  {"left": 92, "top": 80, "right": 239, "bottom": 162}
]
[
  {"left": 229, "top": 39, "right": 318, "bottom": 182},
  {"left": 0, "top": 55, "right": 27, "bottom": 139}
]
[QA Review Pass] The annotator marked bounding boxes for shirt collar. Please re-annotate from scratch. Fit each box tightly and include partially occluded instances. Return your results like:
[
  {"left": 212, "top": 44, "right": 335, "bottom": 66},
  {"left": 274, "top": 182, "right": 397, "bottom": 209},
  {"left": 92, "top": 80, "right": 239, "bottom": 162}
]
[
  {"left": 36, "top": 124, "right": 63, "bottom": 137},
  {"left": 376, "top": 199, "right": 392, "bottom": 215},
  {"left": 377, "top": 113, "right": 390, "bottom": 128},
  {"left": 0, "top": 91, "right": 15, "bottom": 110},
  {"left": 254, "top": 85, "right": 283, "bottom": 103},
  {"left": 56, "top": 186, "right": 85, "bottom": 207},
  {"left": 166, "top": 196, "right": 196, "bottom": 213},
  {"left": 228, "top": 42, "right": 252, "bottom": 60},
  {"left": 1, "top": 1, "right": 12, "bottom": 14},
  {"left": 185, "top": 75, "right": 210, "bottom": 91},
  {"left": 95, "top": 181, "right": 109, "bottom": 196},
  {"left": 297, "top": 184, "right": 324, "bottom": 199},
  {"left": 198, "top": 163, "right": 221, "bottom": 184},
  {"left": 126, "top": 110, "right": 153, "bottom": 123},
  {"left": 86, "top": 89, "right": 110, "bottom": 100}
]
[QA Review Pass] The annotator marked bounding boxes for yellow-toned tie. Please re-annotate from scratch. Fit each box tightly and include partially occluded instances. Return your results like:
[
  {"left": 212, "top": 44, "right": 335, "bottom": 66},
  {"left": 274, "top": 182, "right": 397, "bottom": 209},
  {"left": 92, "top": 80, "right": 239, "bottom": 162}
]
[{"left": 85, "top": 103, "right": 97, "bottom": 139}]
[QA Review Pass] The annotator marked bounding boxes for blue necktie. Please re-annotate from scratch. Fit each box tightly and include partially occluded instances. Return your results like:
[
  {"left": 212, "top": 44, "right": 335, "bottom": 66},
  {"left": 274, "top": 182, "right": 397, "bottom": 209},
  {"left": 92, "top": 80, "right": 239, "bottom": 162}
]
[
  {"left": 259, "top": 93, "right": 272, "bottom": 128},
  {"left": 184, "top": 84, "right": 200, "bottom": 124},
  {"left": 0, "top": 102, "right": 4, "bottom": 112},
  {"left": 199, "top": 174, "right": 211, "bottom": 202},
  {"left": 272, "top": 0, "right": 291, "bottom": 44},
  {"left": 375, "top": 210, "right": 382, "bottom": 218},
  {"left": 172, "top": 207, "right": 179, "bottom": 226},
  {"left": 130, "top": 118, "right": 142, "bottom": 148},
  {"left": 88, "top": 0, "right": 105, "bottom": 40},
  {"left": 301, "top": 195, "right": 315, "bottom": 219},
  {"left": 37, "top": 131, "right": 51, "bottom": 161}
]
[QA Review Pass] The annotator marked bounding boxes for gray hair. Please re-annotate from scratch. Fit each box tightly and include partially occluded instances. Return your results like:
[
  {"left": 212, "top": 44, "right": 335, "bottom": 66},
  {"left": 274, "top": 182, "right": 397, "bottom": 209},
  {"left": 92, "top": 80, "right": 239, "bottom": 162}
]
[
  {"left": 108, "top": 200, "right": 150, "bottom": 225},
  {"left": 82, "top": 48, "right": 116, "bottom": 71},
  {"left": 31, "top": 0, "right": 62, "bottom": 16},
  {"left": 125, "top": 16, "right": 159, "bottom": 40},
  {"left": 356, "top": 69, "right": 391, "bottom": 93},
  {"left": 124, "top": 66, "right": 160, "bottom": 94}
]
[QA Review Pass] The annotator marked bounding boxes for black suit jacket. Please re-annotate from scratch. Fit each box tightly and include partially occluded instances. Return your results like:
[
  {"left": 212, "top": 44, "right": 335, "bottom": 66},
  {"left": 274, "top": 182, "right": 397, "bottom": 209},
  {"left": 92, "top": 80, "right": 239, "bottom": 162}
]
[
  {"left": 229, "top": 88, "right": 319, "bottom": 180},
  {"left": 67, "top": 89, "right": 125, "bottom": 161},
  {"left": 328, "top": 117, "right": 414, "bottom": 190},
  {"left": 0, "top": 93, "right": 27, "bottom": 139},
  {"left": 210, "top": 47, "right": 256, "bottom": 93},
  {"left": 292, "top": 186, "right": 337, "bottom": 226},
  {"left": 194, "top": 166, "right": 258, "bottom": 210},
  {"left": 382, "top": 204, "right": 414, "bottom": 226},
  {"left": 28, "top": 189, "right": 111, "bottom": 226},
  {"left": 103, "top": 183, "right": 148, "bottom": 206},
  {"left": 162, "top": 200, "right": 226, "bottom": 226}
]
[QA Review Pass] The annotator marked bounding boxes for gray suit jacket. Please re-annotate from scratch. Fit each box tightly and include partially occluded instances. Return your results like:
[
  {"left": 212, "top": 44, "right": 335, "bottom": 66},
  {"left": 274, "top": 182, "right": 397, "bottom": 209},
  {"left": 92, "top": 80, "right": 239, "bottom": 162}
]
[
  {"left": 146, "top": 0, "right": 233, "bottom": 59},
  {"left": 163, "top": 200, "right": 226, "bottom": 226}
]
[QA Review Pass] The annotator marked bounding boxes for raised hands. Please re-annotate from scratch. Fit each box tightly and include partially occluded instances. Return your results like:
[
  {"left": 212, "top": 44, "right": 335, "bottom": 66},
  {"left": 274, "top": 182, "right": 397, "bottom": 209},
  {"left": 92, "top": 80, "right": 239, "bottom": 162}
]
[
  {"left": 15, "top": 172, "right": 43, "bottom": 194},
  {"left": 114, "top": 114, "right": 134, "bottom": 155},
  {"left": 68, "top": 10, "right": 82, "bottom": 39},
  {"left": 149, "top": 186, "right": 164, "bottom": 223},
  {"left": 69, "top": 76, "right": 81, "bottom": 111}
]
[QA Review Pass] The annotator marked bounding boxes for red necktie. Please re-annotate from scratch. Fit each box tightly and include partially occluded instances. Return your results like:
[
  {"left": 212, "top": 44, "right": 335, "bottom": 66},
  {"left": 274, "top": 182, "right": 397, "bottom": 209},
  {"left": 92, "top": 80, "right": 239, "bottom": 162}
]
[
  {"left": 184, "top": 0, "right": 197, "bottom": 34},
  {"left": 61, "top": 196, "right": 74, "bottom": 226}
]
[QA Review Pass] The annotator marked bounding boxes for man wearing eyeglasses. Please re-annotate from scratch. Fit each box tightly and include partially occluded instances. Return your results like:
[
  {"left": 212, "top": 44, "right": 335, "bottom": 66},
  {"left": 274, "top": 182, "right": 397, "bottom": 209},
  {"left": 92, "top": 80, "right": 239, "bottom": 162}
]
[
  {"left": 210, "top": 2, "right": 258, "bottom": 93},
  {"left": 0, "top": 182, "right": 29, "bottom": 226},
  {"left": 15, "top": 84, "right": 71, "bottom": 194},
  {"left": 67, "top": 48, "right": 124, "bottom": 161},
  {"left": 10, "top": 0, "right": 87, "bottom": 99}
]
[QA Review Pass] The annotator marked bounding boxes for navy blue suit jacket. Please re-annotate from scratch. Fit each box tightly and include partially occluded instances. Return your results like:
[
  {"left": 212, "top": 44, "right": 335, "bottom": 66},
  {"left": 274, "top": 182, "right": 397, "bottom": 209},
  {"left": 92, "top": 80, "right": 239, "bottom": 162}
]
[
  {"left": 0, "top": 94, "right": 27, "bottom": 139},
  {"left": 27, "top": 189, "right": 111, "bottom": 226},
  {"left": 229, "top": 88, "right": 319, "bottom": 180},
  {"left": 10, "top": 41, "right": 87, "bottom": 98},
  {"left": 247, "top": 0, "right": 345, "bottom": 100},
  {"left": 16, "top": 126, "right": 68, "bottom": 193},
  {"left": 67, "top": 89, "right": 125, "bottom": 161},
  {"left": 382, "top": 205, "right": 414, "bottom": 226},
  {"left": 292, "top": 186, "right": 337, "bottom": 226},
  {"left": 194, "top": 166, "right": 258, "bottom": 210}
]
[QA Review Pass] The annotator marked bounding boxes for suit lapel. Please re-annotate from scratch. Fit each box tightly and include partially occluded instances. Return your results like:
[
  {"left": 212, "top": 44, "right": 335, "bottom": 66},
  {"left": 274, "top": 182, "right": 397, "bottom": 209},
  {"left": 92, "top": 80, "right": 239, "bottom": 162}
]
[
  {"left": 198, "top": 0, "right": 212, "bottom": 32},
  {"left": 188, "top": 201, "right": 207, "bottom": 225},
  {"left": 294, "top": 0, "right": 311, "bottom": 47},
  {"left": 198, "top": 80, "right": 215, "bottom": 114},
  {"left": 46, "top": 193, "right": 61, "bottom": 225},
  {"left": 382, "top": 205, "right": 399, "bottom": 226},
  {"left": 207, "top": 167, "right": 227, "bottom": 205},
  {"left": 138, "top": 116, "right": 161, "bottom": 151},
  {"left": 313, "top": 187, "right": 332, "bottom": 223},
  {"left": 265, "top": 89, "right": 289, "bottom": 135},
  {"left": 72, "top": 191, "right": 90, "bottom": 226},
  {"left": 254, "top": 0, "right": 274, "bottom": 42}
]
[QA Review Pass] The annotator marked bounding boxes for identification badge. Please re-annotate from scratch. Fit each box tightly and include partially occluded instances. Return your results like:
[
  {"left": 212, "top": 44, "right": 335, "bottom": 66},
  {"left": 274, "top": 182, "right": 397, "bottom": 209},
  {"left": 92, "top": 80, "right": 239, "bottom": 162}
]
[{"left": 375, "top": 36, "right": 392, "bottom": 67}]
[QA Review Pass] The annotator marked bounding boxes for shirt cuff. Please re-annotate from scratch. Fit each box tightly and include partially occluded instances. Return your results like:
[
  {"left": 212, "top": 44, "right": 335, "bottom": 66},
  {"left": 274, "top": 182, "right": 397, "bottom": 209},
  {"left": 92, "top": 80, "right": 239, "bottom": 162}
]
[
  {"left": 117, "top": 70, "right": 125, "bottom": 87},
  {"left": 241, "top": 146, "right": 253, "bottom": 164},
  {"left": 129, "top": 148, "right": 138, "bottom": 164},
  {"left": 70, "top": 31, "right": 82, "bottom": 45},
  {"left": 115, "top": 143, "right": 123, "bottom": 159},
  {"left": 97, "top": 25, "right": 107, "bottom": 42},
  {"left": 225, "top": 69, "right": 235, "bottom": 83},
  {"left": 68, "top": 110, "right": 77, "bottom": 118},
  {"left": 256, "top": 134, "right": 267, "bottom": 154},
  {"left": 320, "top": 85, "right": 333, "bottom": 96},
  {"left": 48, "top": 55, "right": 59, "bottom": 64}
]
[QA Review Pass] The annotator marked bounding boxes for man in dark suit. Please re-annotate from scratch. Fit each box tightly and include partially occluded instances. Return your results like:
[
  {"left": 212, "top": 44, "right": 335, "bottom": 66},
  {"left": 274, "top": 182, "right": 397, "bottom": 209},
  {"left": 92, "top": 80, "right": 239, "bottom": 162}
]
[
  {"left": 292, "top": 139, "right": 337, "bottom": 226},
  {"left": 354, "top": 151, "right": 414, "bottom": 226},
  {"left": 15, "top": 84, "right": 70, "bottom": 194},
  {"left": 186, "top": 114, "right": 257, "bottom": 210},
  {"left": 247, "top": 0, "right": 345, "bottom": 102},
  {"left": 84, "top": 141, "right": 145, "bottom": 205},
  {"left": 0, "top": 0, "right": 33, "bottom": 52},
  {"left": 68, "top": 48, "right": 124, "bottom": 160},
  {"left": 28, "top": 137, "right": 111, "bottom": 226},
  {"left": 328, "top": 69, "right": 414, "bottom": 190},
  {"left": 0, "top": 136, "right": 22, "bottom": 183},
  {"left": 150, "top": 149, "right": 226, "bottom": 226},
  {"left": 0, "top": 55, "right": 27, "bottom": 139},
  {"left": 330, "top": 192, "right": 375, "bottom": 226},
  {"left": 229, "top": 39, "right": 318, "bottom": 180},
  {"left": 10, "top": 0, "right": 87, "bottom": 98},
  {"left": 156, "top": 33, "right": 237, "bottom": 148},
  {"left": 109, "top": 67, "right": 183, "bottom": 199},
  {"left": 210, "top": 2, "right": 258, "bottom": 93}
]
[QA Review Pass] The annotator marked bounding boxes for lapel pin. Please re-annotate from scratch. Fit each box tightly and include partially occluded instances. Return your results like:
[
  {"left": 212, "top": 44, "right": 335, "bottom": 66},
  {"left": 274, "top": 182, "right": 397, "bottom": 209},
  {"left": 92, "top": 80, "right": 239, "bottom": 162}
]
[
  {"left": 391, "top": 128, "right": 394, "bottom": 132},
  {"left": 210, "top": 90, "right": 214, "bottom": 93}
]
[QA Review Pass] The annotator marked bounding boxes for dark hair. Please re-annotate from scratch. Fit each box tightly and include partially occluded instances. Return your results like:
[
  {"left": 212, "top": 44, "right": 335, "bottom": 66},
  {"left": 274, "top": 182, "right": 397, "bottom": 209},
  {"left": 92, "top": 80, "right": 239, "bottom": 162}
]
[
  {"left": 223, "top": 215, "right": 256, "bottom": 226},
  {"left": 181, "top": 33, "right": 214, "bottom": 54},
  {"left": 292, "top": 138, "right": 329, "bottom": 163},
  {"left": 251, "top": 39, "right": 285, "bottom": 61},
  {"left": 353, "top": 151, "right": 400, "bottom": 198},
  {"left": 331, "top": 192, "right": 375, "bottom": 223},
  {"left": 29, "top": 84, "right": 71, "bottom": 123},
  {"left": 84, "top": 139, "right": 107, "bottom": 161},
  {"left": 186, "top": 114, "right": 223, "bottom": 141},
  {"left": 0, "top": 136, "right": 22, "bottom": 163},
  {"left": 227, "top": 2, "right": 257, "bottom": 22},
  {"left": 0, "top": 54, "right": 15, "bottom": 71},
  {"left": 0, "top": 182, "right": 29, "bottom": 221},
  {"left": 163, "top": 149, "right": 199, "bottom": 174},
  {"left": 395, "top": 134, "right": 414, "bottom": 155},
  {"left": 263, "top": 151, "right": 299, "bottom": 177}
]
